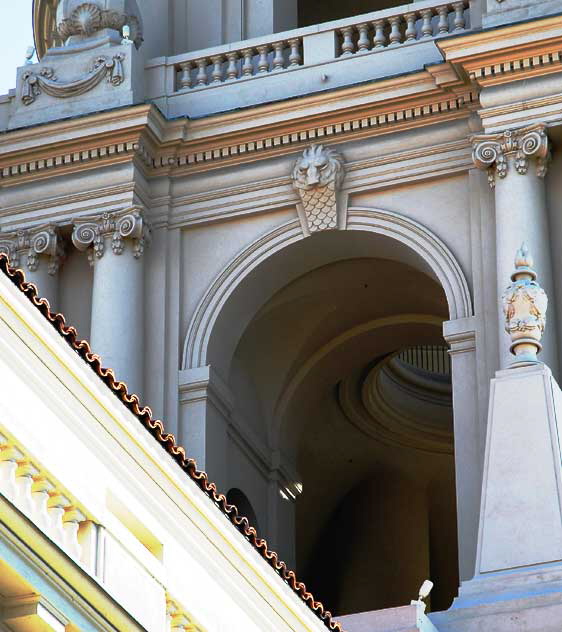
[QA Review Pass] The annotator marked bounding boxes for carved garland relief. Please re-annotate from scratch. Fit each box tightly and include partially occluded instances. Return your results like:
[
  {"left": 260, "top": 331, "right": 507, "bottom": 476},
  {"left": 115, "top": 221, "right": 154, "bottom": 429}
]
[{"left": 21, "top": 54, "right": 125, "bottom": 106}]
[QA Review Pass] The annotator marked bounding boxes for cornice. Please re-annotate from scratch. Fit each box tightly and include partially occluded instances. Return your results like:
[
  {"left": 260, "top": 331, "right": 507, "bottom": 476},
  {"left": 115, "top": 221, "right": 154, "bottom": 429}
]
[
  {"left": 438, "top": 14, "right": 562, "bottom": 88},
  {"left": 0, "top": 70, "right": 477, "bottom": 187}
]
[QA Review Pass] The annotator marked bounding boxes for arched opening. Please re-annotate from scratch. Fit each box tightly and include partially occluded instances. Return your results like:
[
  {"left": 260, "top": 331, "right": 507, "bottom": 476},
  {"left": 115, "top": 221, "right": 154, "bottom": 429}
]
[
  {"left": 226, "top": 488, "right": 260, "bottom": 532},
  {"left": 298, "top": 0, "right": 410, "bottom": 28},
  {"left": 186, "top": 213, "right": 471, "bottom": 616}
]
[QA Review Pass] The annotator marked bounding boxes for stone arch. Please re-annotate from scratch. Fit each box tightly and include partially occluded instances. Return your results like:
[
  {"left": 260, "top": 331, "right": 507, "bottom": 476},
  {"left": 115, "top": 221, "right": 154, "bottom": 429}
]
[{"left": 181, "top": 208, "right": 473, "bottom": 370}]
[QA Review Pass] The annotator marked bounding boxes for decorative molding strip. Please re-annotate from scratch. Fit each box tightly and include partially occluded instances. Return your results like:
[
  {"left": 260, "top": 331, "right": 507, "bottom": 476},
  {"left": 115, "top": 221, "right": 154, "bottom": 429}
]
[
  {"left": 471, "top": 123, "right": 549, "bottom": 188},
  {"left": 1, "top": 140, "right": 140, "bottom": 181},
  {"left": 0, "top": 223, "right": 63, "bottom": 274},
  {"left": 469, "top": 49, "right": 562, "bottom": 85},
  {"left": 22, "top": 54, "right": 125, "bottom": 106}
]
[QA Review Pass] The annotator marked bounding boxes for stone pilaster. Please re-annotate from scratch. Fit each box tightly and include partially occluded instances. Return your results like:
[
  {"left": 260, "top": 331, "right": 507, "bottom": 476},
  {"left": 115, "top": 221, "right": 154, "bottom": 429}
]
[
  {"left": 0, "top": 224, "right": 63, "bottom": 308},
  {"left": 72, "top": 207, "right": 150, "bottom": 396},
  {"left": 472, "top": 123, "right": 558, "bottom": 373}
]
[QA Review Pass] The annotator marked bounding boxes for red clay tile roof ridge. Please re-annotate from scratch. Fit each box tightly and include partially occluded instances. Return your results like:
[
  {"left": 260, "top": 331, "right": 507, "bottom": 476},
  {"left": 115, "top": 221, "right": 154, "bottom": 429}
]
[{"left": 0, "top": 253, "right": 344, "bottom": 632}]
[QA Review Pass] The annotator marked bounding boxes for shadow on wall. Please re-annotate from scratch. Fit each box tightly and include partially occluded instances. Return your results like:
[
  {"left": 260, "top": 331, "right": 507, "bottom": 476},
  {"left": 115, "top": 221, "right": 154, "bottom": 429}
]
[{"left": 302, "top": 468, "right": 459, "bottom": 616}]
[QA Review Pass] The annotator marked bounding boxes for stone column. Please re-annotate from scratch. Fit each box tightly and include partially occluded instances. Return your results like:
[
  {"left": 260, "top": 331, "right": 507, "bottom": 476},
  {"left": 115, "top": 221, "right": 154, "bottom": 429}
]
[
  {"left": 0, "top": 224, "right": 63, "bottom": 309},
  {"left": 72, "top": 208, "right": 149, "bottom": 396},
  {"left": 472, "top": 123, "right": 558, "bottom": 374}
]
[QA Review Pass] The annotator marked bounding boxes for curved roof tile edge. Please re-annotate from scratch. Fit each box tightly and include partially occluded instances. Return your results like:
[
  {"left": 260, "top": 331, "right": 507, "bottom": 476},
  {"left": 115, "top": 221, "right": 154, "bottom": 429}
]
[{"left": 0, "top": 253, "right": 343, "bottom": 632}]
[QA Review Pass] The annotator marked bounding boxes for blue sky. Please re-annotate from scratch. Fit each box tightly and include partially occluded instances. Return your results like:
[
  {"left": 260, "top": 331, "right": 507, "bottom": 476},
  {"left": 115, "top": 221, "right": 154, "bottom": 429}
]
[{"left": 0, "top": 1, "right": 34, "bottom": 94}]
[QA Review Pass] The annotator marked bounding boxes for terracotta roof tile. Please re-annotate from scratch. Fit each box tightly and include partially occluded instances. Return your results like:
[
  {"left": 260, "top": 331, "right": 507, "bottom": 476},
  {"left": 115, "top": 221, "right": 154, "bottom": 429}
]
[{"left": 0, "top": 253, "right": 343, "bottom": 632}]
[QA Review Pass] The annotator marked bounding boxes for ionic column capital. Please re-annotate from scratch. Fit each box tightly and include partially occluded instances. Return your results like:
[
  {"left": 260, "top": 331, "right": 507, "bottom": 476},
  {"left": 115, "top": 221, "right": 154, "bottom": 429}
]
[
  {"left": 471, "top": 123, "right": 550, "bottom": 189},
  {"left": 0, "top": 224, "right": 63, "bottom": 274},
  {"left": 71, "top": 207, "right": 150, "bottom": 264}
]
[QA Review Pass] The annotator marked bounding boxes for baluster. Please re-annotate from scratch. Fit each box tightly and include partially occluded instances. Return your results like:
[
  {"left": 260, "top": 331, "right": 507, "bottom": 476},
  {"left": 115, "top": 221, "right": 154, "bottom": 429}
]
[
  {"left": 288, "top": 38, "right": 302, "bottom": 66},
  {"left": 452, "top": 1, "right": 466, "bottom": 30},
  {"left": 420, "top": 9, "right": 434, "bottom": 38},
  {"left": 195, "top": 58, "right": 208, "bottom": 85},
  {"left": 210, "top": 55, "right": 224, "bottom": 83},
  {"left": 31, "top": 476, "right": 53, "bottom": 531},
  {"left": 340, "top": 26, "right": 355, "bottom": 56},
  {"left": 257, "top": 45, "right": 270, "bottom": 73},
  {"left": 272, "top": 41, "right": 285, "bottom": 70},
  {"left": 63, "top": 507, "right": 85, "bottom": 560},
  {"left": 15, "top": 461, "right": 37, "bottom": 516},
  {"left": 404, "top": 12, "right": 417, "bottom": 41},
  {"left": 241, "top": 48, "right": 254, "bottom": 76},
  {"left": 226, "top": 52, "right": 238, "bottom": 80},
  {"left": 47, "top": 491, "right": 69, "bottom": 544},
  {"left": 437, "top": 5, "right": 449, "bottom": 33},
  {"left": 179, "top": 61, "right": 192, "bottom": 89},
  {"left": 389, "top": 16, "right": 402, "bottom": 46},
  {"left": 372, "top": 19, "right": 386, "bottom": 48},
  {"left": 357, "top": 23, "right": 370, "bottom": 53},
  {"left": 0, "top": 443, "right": 21, "bottom": 502}
]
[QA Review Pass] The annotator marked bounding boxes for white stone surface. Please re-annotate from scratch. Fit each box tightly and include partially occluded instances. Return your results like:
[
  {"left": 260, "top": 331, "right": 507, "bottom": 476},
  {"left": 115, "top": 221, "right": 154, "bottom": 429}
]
[{"left": 478, "top": 364, "right": 562, "bottom": 573}]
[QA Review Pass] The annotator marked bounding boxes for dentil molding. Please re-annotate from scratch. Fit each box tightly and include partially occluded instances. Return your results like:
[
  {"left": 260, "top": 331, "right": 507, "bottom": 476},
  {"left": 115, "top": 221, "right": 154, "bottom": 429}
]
[
  {"left": 0, "top": 224, "right": 63, "bottom": 274},
  {"left": 471, "top": 123, "right": 550, "bottom": 188},
  {"left": 72, "top": 206, "right": 150, "bottom": 264}
]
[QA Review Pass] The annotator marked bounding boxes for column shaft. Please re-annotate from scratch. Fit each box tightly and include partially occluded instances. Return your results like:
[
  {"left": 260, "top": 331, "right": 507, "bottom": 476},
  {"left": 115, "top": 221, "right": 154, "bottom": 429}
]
[
  {"left": 72, "top": 208, "right": 149, "bottom": 398},
  {"left": 90, "top": 244, "right": 144, "bottom": 395},
  {"left": 494, "top": 164, "right": 557, "bottom": 372}
]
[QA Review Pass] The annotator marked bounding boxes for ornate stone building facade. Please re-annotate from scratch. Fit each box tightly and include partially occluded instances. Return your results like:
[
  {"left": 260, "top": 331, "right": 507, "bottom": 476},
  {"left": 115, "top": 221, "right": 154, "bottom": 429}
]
[{"left": 2, "top": 0, "right": 562, "bottom": 630}]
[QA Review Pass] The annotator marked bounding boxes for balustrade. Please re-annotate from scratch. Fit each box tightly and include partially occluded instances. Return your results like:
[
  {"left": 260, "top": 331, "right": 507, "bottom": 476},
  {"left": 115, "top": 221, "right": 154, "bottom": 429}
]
[
  {"left": 0, "top": 431, "right": 93, "bottom": 568},
  {"left": 173, "top": 1, "right": 468, "bottom": 91},
  {"left": 176, "top": 37, "right": 303, "bottom": 89},
  {"left": 336, "top": 1, "right": 467, "bottom": 55}
]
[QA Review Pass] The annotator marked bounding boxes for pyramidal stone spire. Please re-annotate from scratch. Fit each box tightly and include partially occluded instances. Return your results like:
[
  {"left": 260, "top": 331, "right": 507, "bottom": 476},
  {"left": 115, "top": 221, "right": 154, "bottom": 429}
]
[{"left": 502, "top": 243, "right": 548, "bottom": 367}]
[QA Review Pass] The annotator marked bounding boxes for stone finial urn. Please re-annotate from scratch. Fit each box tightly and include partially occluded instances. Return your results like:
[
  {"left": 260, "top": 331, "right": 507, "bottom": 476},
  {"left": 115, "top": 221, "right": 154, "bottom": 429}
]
[
  {"left": 56, "top": 0, "right": 143, "bottom": 50},
  {"left": 502, "top": 244, "right": 548, "bottom": 367}
]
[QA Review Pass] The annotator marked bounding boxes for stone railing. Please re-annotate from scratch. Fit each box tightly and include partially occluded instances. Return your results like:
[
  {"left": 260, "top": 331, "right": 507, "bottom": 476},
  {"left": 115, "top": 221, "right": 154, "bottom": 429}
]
[
  {"left": 171, "top": 0, "right": 469, "bottom": 91},
  {"left": 175, "top": 37, "right": 303, "bottom": 89},
  {"left": 0, "top": 429, "right": 95, "bottom": 567}
]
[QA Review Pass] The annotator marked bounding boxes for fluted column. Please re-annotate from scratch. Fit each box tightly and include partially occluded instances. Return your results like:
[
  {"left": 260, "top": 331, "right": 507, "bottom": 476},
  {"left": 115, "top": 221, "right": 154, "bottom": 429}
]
[
  {"left": 0, "top": 224, "right": 63, "bottom": 308},
  {"left": 72, "top": 207, "right": 149, "bottom": 396},
  {"left": 472, "top": 123, "right": 558, "bottom": 373}
]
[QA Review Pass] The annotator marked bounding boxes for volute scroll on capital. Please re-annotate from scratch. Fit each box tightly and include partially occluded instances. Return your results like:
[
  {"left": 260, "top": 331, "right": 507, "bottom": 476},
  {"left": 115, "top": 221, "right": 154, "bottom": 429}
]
[
  {"left": 0, "top": 224, "right": 64, "bottom": 275},
  {"left": 72, "top": 207, "right": 150, "bottom": 264},
  {"left": 291, "top": 144, "right": 346, "bottom": 234},
  {"left": 471, "top": 124, "right": 550, "bottom": 188}
]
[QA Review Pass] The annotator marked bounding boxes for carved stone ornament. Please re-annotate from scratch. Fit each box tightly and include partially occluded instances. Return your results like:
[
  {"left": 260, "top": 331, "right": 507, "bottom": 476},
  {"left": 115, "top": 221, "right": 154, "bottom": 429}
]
[
  {"left": 501, "top": 243, "right": 548, "bottom": 367},
  {"left": 472, "top": 123, "right": 550, "bottom": 189},
  {"left": 0, "top": 225, "right": 63, "bottom": 275},
  {"left": 72, "top": 207, "right": 150, "bottom": 265},
  {"left": 56, "top": 1, "right": 143, "bottom": 49},
  {"left": 22, "top": 54, "right": 124, "bottom": 106},
  {"left": 291, "top": 144, "right": 345, "bottom": 233}
]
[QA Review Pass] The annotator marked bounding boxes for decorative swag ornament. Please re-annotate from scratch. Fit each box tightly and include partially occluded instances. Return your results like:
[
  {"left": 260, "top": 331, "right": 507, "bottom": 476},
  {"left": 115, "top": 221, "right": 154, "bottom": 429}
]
[{"left": 21, "top": 54, "right": 125, "bottom": 105}]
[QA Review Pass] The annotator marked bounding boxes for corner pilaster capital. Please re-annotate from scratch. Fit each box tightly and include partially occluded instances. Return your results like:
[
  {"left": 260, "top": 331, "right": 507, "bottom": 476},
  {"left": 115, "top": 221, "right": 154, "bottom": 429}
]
[
  {"left": 71, "top": 206, "right": 150, "bottom": 265},
  {"left": 0, "top": 224, "right": 64, "bottom": 275},
  {"left": 471, "top": 123, "right": 550, "bottom": 189}
]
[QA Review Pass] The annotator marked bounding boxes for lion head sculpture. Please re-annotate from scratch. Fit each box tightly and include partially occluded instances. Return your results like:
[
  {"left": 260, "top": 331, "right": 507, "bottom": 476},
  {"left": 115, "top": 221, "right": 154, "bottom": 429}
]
[{"left": 292, "top": 144, "right": 345, "bottom": 191}]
